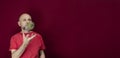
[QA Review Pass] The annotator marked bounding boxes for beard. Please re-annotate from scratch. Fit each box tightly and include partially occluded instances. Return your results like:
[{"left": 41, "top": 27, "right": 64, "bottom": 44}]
[{"left": 22, "top": 22, "right": 35, "bottom": 31}]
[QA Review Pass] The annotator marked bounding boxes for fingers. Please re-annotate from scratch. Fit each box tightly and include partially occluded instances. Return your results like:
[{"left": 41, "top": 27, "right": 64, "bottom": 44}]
[
  {"left": 26, "top": 34, "right": 29, "bottom": 38},
  {"left": 22, "top": 33, "right": 25, "bottom": 39},
  {"left": 22, "top": 32, "right": 29, "bottom": 39},
  {"left": 29, "top": 34, "right": 36, "bottom": 40},
  {"left": 22, "top": 32, "right": 36, "bottom": 41}
]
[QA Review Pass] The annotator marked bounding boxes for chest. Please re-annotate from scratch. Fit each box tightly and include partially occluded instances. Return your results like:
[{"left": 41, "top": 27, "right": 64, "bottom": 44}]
[{"left": 16, "top": 35, "right": 41, "bottom": 49}]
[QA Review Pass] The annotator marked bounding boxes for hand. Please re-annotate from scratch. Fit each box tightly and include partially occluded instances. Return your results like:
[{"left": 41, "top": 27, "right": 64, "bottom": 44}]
[{"left": 22, "top": 33, "right": 36, "bottom": 45}]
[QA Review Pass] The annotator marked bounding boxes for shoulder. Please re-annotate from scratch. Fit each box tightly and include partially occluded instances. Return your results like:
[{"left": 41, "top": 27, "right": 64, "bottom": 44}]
[
  {"left": 32, "top": 31, "right": 41, "bottom": 36},
  {"left": 11, "top": 32, "right": 21, "bottom": 39},
  {"left": 31, "top": 31, "right": 42, "bottom": 38}
]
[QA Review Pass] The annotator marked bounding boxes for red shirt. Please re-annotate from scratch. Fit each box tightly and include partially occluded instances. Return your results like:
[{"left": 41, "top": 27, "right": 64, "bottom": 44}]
[{"left": 9, "top": 31, "right": 45, "bottom": 58}]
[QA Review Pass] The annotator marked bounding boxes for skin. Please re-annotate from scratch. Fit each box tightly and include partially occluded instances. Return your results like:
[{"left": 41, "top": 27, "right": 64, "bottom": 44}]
[{"left": 10, "top": 13, "right": 45, "bottom": 58}]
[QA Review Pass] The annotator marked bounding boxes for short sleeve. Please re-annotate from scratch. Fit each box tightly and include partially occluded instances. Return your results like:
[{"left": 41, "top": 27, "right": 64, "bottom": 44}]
[
  {"left": 37, "top": 34, "right": 46, "bottom": 50},
  {"left": 40, "top": 38, "right": 46, "bottom": 50},
  {"left": 9, "top": 36, "right": 18, "bottom": 51}
]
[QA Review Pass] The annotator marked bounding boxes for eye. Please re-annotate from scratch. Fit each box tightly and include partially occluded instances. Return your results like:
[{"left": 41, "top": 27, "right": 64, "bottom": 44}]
[
  {"left": 28, "top": 18, "right": 32, "bottom": 21},
  {"left": 23, "top": 19, "right": 26, "bottom": 21}
]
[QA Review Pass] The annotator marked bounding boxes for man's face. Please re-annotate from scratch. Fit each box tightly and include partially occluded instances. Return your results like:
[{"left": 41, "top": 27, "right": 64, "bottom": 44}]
[{"left": 18, "top": 14, "right": 33, "bottom": 30}]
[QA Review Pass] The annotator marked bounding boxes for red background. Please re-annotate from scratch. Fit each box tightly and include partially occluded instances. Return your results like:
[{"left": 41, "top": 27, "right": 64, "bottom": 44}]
[{"left": 0, "top": 0, "right": 119, "bottom": 58}]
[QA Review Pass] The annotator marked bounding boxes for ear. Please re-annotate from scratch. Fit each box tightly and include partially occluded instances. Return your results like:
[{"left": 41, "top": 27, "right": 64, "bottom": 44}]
[{"left": 18, "top": 21, "right": 21, "bottom": 27}]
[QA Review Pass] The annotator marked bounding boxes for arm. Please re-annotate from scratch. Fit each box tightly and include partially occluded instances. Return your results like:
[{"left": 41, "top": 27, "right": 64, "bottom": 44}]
[
  {"left": 40, "top": 50, "right": 45, "bottom": 58},
  {"left": 11, "top": 42, "right": 29, "bottom": 58},
  {"left": 11, "top": 33, "right": 36, "bottom": 58}
]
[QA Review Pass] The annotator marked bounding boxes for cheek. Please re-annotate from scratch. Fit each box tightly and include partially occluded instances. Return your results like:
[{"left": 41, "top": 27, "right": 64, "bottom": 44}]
[{"left": 20, "top": 22, "right": 26, "bottom": 27}]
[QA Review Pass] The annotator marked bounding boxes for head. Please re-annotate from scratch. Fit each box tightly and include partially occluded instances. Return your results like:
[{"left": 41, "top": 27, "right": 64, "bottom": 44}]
[{"left": 18, "top": 13, "right": 34, "bottom": 31}]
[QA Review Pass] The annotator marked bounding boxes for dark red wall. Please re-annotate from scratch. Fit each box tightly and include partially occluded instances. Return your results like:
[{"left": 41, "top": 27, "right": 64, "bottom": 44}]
[{"left": 0, "top": 0, "right": 119, "bottom": 58}]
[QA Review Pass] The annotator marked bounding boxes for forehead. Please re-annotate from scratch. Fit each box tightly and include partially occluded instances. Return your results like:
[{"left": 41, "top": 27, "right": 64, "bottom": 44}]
[{"left": 19, "top": 13, "right": 32, "bottom": 21}]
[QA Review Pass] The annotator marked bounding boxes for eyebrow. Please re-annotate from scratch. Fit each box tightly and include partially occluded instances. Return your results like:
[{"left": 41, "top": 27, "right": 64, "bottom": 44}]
[{"left": 28, "top": 18, "right": 32, "bottom": 20}]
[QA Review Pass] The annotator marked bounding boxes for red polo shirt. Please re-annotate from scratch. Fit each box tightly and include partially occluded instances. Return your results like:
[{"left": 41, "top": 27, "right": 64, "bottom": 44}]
[{"left": 9, "top": 31, "right": 45, "bottom": 58}]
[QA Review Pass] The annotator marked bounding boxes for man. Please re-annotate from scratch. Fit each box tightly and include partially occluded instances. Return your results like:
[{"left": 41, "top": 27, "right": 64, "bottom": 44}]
[{"left": 9, "top": 13, "right": 45, "bottom": 58}]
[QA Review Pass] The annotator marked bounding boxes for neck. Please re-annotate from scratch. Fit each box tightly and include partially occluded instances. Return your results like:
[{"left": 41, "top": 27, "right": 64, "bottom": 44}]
[{"left": 21, "top": 29, "right": 31, "bottom": 33}]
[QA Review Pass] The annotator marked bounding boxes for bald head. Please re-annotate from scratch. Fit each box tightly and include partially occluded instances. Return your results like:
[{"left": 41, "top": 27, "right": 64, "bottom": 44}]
[
  {"left": 19, "top": 13, "right": 32, "bottom": 21},
  {"left": 18, "top": 13, "right": 34, "bottom": 30}
]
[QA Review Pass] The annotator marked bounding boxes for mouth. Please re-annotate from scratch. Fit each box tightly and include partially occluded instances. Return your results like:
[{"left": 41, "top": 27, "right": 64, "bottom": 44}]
[{"left": 23, "top": 22, "right": 35, "bottom": 31}]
